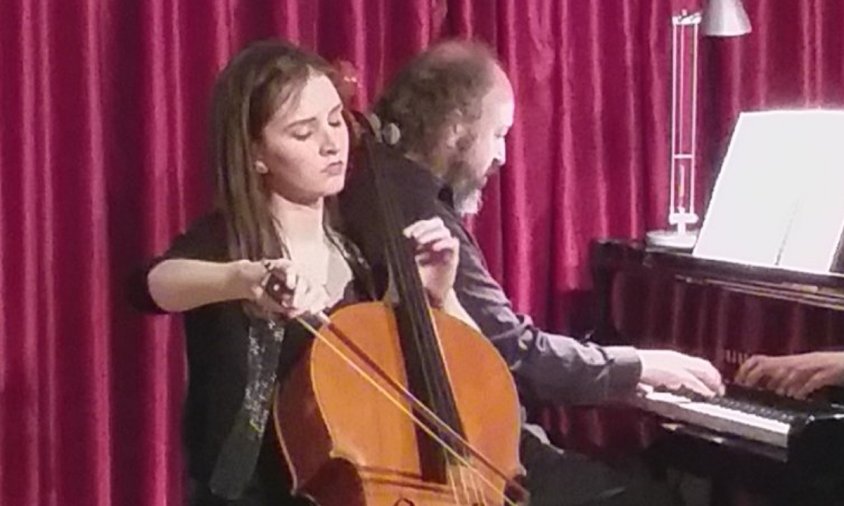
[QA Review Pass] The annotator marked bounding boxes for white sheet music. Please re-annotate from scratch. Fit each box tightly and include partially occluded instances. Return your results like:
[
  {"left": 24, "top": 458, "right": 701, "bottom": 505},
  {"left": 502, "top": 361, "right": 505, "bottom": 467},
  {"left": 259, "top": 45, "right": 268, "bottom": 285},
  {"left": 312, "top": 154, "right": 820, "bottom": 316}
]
[{"left": 694, "top": 110, "right": 844, "bottom": 272}]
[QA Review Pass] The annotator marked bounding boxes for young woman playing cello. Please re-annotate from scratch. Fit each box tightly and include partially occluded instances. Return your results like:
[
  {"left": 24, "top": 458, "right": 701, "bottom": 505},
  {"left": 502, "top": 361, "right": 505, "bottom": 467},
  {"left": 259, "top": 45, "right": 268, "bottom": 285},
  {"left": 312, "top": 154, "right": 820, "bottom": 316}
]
[{"left": 145, "top": 39, "right": 478, "bottom": 505}]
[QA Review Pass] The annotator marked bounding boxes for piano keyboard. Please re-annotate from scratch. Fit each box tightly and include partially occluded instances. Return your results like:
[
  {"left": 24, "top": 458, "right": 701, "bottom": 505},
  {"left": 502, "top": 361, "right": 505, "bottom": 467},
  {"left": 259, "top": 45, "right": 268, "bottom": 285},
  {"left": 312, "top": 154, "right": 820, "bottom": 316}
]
[
  {"left": 633, "top": 384, "right": 844, "bottom": 454},
  {"left": 635, "top": 387, "right": 791, "bottom": 448}
]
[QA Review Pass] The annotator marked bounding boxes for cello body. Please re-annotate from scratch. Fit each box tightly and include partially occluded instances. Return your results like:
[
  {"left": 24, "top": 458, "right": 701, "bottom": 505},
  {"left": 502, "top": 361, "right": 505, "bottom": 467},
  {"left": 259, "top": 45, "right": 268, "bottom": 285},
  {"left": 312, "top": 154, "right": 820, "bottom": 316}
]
[
  {"left": 273, "top": 302, "right": 523, "bottom": 505},
  {"left": 271, "top": 99, "right": 524, "bottom": 504}
]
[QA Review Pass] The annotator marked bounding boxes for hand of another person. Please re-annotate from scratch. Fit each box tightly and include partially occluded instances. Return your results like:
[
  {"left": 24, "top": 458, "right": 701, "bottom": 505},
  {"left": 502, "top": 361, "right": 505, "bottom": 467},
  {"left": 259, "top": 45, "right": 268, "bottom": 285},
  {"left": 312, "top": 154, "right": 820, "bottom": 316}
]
[
  {"left": 735, "top": 352, "right": 844, "bottom": 399},
  {"left": 403, "top": 217, "right": 459, "bottom": 307},
  {"left": 637, "top": 349, "right": 725, "bottom": 397},
  {"left": 233, "top": 258, "right": 329, "bottom": 319}
]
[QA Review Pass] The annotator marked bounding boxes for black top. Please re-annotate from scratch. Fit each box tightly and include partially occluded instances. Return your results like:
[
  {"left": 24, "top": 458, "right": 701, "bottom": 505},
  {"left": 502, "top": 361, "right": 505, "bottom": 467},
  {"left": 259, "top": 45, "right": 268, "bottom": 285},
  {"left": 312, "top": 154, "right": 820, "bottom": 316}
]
[{"left": 145, "top": 212, "right": 370, "bottom": 504}]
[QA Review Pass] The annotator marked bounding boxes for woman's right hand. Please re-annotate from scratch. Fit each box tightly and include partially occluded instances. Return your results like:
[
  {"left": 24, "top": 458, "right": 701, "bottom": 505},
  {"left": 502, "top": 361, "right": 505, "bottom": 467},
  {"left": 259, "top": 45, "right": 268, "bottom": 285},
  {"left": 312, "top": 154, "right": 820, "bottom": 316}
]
[{"left": 233, "top": 259, "right": 329, "bottom": 319}]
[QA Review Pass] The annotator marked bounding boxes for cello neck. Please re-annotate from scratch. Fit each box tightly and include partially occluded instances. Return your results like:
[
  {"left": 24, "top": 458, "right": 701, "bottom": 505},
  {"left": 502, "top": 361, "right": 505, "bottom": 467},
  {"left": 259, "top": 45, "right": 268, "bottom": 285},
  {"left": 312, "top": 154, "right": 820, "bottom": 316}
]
[{"left": 359, "top": 129, "right": 468, "bottom": 462}]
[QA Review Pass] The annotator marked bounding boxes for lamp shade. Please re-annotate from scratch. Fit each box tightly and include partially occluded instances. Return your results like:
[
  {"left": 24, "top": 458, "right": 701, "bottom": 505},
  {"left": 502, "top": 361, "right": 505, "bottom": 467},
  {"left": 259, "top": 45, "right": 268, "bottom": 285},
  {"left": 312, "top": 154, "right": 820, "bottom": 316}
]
[{"left": 702, "top": 0, "right": 752, "bottom": 37}]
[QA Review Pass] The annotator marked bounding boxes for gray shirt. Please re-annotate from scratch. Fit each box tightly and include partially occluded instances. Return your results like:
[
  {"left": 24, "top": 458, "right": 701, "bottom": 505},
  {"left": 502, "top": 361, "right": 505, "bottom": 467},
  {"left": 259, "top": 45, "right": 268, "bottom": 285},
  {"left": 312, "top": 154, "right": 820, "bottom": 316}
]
[{"left": 340, "top": 144, "right": 642, "bottom": 407}]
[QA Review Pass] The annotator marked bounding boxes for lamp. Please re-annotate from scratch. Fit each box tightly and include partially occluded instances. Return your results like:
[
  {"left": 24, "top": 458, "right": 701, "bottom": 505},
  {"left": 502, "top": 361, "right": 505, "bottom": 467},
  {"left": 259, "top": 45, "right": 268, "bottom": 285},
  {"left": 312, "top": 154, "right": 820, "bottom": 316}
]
[
  {"left": 702, "top": 0, "right": 752, "bottom": 37},
  {"left": 646, "top": 0, "right": 751, "bottom": 249}
]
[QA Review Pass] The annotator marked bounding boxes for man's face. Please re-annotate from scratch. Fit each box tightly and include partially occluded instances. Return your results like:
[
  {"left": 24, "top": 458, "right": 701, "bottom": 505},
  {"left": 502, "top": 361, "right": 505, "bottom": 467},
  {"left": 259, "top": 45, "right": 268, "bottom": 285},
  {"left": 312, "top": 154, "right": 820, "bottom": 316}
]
[{"left": 446, "top": 81, "right": 515, "bottom": 215}]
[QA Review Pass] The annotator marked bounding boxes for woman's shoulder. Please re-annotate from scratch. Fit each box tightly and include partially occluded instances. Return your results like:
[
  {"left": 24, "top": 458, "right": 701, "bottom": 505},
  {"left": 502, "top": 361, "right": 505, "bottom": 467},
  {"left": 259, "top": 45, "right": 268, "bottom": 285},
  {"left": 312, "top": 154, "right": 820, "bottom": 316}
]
[
  {"left": 164, "top": 210, "right": 229, "bottom": 262},
  {"left": 186, "top": 210, "right": 226, "bottom": 236}
]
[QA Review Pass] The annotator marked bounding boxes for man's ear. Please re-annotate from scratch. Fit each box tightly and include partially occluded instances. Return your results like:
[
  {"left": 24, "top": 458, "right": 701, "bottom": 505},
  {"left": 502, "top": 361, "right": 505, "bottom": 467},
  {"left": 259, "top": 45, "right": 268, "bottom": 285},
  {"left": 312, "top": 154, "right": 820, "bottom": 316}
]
[{"left": 444, "top": 119, "right": 467, "bottom": 150}]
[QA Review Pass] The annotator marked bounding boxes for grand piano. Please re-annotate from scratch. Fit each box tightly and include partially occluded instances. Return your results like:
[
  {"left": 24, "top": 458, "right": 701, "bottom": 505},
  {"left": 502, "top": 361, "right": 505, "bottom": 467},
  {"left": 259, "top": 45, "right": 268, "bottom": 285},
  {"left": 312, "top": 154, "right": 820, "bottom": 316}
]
[{"left": 586, "top": 239, "right": 844, "bottom": 505}]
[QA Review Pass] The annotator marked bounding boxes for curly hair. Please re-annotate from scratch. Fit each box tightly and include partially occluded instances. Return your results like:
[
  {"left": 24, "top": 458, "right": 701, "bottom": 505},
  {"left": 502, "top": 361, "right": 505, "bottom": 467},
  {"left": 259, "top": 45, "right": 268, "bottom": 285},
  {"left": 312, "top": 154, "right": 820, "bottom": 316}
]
[{"left": 373, "top": 40, "right": 501, "bottom": 162}]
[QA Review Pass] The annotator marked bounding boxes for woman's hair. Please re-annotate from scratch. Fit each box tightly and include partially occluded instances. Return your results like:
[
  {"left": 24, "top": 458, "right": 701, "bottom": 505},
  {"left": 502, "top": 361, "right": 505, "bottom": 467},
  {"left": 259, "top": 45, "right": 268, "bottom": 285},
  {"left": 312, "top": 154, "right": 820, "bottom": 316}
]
[
  {"left": 210, "top": 39, "right": 335, "bottom": 261},
  {"left": 373, "top": 40, "right": 500, "bottom": 165}
]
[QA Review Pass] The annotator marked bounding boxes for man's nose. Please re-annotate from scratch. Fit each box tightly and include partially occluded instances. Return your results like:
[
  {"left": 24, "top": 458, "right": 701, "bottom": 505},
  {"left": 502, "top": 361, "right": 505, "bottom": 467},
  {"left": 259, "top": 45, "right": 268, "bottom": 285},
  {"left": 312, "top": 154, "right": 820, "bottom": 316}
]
[
  {"left": 496, "top": 143, "right": 507, "bottom": 167},
  {"left": 491, "top": 151, "right": 506, "bottom": 174}
]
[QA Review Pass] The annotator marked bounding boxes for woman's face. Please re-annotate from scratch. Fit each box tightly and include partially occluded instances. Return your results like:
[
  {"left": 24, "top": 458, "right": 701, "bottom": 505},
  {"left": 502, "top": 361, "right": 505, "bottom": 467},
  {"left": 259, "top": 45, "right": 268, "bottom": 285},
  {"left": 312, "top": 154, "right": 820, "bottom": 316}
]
[{"left": 256, "top": 72, "right": 349, "bottom": 204}]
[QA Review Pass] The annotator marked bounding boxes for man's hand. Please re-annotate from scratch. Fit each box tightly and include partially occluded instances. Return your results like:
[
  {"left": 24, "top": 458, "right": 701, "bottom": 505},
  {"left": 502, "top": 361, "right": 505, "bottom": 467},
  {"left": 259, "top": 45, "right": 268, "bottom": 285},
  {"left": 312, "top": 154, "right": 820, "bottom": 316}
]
[
  {"left": 735, "top": 352, "right": 844, "bottom": 399},
  {"left": 637, "top": 350, "right": 724, "bottom": 397}
]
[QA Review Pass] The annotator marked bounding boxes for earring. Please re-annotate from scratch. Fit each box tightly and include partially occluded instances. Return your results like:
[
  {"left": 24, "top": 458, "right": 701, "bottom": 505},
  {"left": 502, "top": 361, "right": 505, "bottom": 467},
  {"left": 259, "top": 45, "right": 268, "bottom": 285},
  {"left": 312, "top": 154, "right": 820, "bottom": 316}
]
[{"left": 254, "top": 161, "right": 269, "bottom": 174}]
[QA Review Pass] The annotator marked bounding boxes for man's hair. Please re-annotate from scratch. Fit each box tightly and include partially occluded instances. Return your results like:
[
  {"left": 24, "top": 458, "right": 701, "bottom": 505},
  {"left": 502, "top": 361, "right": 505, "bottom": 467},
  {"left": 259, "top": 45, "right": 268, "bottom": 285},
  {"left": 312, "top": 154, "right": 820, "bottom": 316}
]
[{"left": 374, "top": 40, "right": 501, "bottom": 161}]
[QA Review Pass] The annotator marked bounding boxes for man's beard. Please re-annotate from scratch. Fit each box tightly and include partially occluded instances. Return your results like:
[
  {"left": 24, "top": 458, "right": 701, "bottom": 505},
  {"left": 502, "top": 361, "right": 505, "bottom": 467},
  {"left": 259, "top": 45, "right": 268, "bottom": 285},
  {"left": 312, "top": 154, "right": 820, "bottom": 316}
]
[
  {"left": 452, "top": 185, "right": 483, "bottom": 216},
  {"left": 443, "top": 157, "right": 485, "bottom": 217}
]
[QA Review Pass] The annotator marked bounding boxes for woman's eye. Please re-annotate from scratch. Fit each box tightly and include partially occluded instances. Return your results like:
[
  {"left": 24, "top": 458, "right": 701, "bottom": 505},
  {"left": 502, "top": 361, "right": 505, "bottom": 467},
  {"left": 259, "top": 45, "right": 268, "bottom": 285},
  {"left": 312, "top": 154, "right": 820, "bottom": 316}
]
[
  {"left": 328, "top": 114, "right": 344, "bottom": 128},
  {"left": 291, "top": 130, "right": 312, "bottom": 140}
]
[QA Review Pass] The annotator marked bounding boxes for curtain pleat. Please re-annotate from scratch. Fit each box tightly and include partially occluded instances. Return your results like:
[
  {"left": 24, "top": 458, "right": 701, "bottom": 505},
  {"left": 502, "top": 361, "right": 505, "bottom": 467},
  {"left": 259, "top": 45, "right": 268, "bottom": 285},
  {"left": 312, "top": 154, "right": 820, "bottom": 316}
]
[{"left": 2, "top": 1, "right": 843, "bottom": 504}]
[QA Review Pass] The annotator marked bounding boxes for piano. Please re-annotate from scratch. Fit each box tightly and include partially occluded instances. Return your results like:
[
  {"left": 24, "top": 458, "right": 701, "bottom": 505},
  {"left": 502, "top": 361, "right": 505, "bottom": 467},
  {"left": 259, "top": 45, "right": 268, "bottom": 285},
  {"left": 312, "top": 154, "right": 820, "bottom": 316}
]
[
  {"left": 587, "top": 239, "right": 844, "bottom": 503},
  {"left": 634, "top": 383, "right": 844, "bottom": 464}
]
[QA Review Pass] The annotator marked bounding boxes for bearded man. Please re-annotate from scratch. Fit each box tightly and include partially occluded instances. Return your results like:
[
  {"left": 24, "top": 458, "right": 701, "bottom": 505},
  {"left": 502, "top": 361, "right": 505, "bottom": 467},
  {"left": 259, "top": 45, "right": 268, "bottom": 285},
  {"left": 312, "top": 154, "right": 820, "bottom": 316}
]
[{"left": 340, "top": 40, "right": 719, "bottom": 506}]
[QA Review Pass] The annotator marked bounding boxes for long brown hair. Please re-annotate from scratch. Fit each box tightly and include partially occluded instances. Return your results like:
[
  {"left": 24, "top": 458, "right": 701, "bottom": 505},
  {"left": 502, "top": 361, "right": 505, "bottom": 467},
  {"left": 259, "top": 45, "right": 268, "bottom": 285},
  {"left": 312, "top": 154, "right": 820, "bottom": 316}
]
[{"left": 209, "top": 39, "right": 335, "bottom": 261}]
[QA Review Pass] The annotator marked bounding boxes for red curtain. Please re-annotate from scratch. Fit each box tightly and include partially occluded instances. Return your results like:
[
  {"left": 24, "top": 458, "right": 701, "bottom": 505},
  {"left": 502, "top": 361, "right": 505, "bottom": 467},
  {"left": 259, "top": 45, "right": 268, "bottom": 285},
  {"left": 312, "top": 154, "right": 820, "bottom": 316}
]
[{"left": 2, "top": 1, "right": 843, "bottom": 504}]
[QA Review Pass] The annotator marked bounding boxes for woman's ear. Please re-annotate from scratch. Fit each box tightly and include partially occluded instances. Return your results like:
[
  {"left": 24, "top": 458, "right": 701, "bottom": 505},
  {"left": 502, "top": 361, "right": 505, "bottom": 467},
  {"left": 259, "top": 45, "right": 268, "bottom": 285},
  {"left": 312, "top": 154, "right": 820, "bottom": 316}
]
[
  {"left": 251, "top": 141, "right": 268, "bottom": 174},
  {"left": 254, "top": 160, "right": 269, "bottom": 174}
]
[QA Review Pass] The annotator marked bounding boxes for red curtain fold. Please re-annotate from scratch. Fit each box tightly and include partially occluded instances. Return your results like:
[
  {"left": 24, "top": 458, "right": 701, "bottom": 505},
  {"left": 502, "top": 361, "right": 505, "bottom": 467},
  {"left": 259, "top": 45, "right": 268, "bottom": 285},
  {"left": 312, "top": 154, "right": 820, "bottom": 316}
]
[{"left": 2, "top": 1, "right": 843, "bottom": 504}]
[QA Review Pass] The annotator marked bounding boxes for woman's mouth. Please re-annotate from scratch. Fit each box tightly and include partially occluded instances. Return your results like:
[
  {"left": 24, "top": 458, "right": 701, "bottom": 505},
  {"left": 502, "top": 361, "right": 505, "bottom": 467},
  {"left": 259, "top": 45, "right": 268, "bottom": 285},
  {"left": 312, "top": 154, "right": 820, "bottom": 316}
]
[{"left": 323, "top": 161, "right": 345, "bottom": 176}]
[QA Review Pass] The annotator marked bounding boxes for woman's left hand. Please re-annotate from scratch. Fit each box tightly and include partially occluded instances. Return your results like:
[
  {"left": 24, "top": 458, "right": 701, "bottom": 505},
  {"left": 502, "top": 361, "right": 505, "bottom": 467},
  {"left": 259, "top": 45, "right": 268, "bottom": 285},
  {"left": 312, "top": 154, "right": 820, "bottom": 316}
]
[{"left": 403, "top": 217, "right": 459, "bottom": 307}]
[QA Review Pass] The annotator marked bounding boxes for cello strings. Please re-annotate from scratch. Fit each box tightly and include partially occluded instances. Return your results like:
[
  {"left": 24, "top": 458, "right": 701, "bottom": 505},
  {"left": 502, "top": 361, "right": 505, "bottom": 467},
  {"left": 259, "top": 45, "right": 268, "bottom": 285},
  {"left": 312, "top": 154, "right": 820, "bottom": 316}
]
[
  {"left": 315, "top": 311, "right": 518, "bottom": 487},
  {"left": 296, "top": 315, "right": 519, "bottom": 506},
  {"left": 426, "top": 307, "right": 488, "bottom": 506},
  {"left": 365, "top": 130, "right": 474, "bottom": 500},
  {"left": 459, "top": 464, "right": 483, "bottom": 505},
  {"left": 315, "top": 312, "right": 528, "bottom": 500},
  {"left": 368, "top": 131, "right": 466, "bottom": 465},
  {"left": 451, "top": 466, "right": 468, "bottom": 505},
  {"left": 301, "top": 315, "right": 498, "bottom": 504}
]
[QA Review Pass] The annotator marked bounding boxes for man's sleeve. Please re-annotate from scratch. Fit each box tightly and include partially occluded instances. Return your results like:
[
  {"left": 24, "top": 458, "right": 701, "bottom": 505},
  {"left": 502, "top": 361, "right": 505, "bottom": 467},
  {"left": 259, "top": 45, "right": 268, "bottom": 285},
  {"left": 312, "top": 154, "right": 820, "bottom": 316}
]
[
  {"left": 337, "top": 151, "right": 641, "bottom": 404},
  {"left": 452, "top": 226, "right": 642, "bottom": 405}
]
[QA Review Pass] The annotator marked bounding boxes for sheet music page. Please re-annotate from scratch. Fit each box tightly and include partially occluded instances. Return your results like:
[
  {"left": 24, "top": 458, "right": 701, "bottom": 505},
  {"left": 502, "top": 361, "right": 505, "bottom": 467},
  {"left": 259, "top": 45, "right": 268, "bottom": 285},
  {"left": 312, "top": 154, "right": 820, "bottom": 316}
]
[
  {"left": 775, "top": 113, "right": 844, "bottom": 271},
  {"left": 693, "top": 110, "right": 844, "bottom": 272},
  {"left": 694, "top": 112, "right": 801, "bottom": 267}
]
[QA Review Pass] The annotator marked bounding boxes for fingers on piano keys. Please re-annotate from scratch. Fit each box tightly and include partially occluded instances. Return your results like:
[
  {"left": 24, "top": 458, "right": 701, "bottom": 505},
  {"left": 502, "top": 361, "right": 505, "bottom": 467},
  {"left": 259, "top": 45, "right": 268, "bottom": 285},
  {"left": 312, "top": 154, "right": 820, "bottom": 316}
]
[
  {"left": 723, "top": 349, "right": 754, "bottom": 381},
  {"left": 724, "top": 349, "right": 753, "bottom": 365}
]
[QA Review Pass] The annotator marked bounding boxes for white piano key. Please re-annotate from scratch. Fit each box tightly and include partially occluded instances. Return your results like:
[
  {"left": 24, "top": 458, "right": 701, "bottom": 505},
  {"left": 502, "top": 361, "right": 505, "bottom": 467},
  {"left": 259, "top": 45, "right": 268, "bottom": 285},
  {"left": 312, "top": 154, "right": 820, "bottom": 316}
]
[{"left": 633, "top": 390, "right": 791, "bottom": 448}]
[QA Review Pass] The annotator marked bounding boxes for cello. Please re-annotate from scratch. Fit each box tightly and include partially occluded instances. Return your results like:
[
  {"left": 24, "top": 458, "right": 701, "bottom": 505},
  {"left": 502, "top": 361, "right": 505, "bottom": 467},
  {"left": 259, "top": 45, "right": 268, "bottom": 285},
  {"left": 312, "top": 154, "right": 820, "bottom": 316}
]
[{"left": 268, "top": 79, "right": 527, "bottom": 505}]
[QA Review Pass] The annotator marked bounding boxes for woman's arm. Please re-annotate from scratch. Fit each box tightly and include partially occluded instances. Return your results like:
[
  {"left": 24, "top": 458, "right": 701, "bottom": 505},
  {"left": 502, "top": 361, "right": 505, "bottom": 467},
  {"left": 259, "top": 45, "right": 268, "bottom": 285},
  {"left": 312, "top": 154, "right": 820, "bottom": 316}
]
[
  {"left": 147, "top": 258, "right": 260, "bottom": 312},
  {"left": 148, "top": 257, "right": 329, "bottom": 318}
]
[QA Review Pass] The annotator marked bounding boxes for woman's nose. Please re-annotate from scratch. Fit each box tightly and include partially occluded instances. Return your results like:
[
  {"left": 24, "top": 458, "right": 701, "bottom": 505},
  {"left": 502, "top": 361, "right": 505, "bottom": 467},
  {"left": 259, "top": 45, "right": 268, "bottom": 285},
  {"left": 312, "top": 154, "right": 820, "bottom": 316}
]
[{"left": 319, "top": 130, "right": 340, "bottom": 155}]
